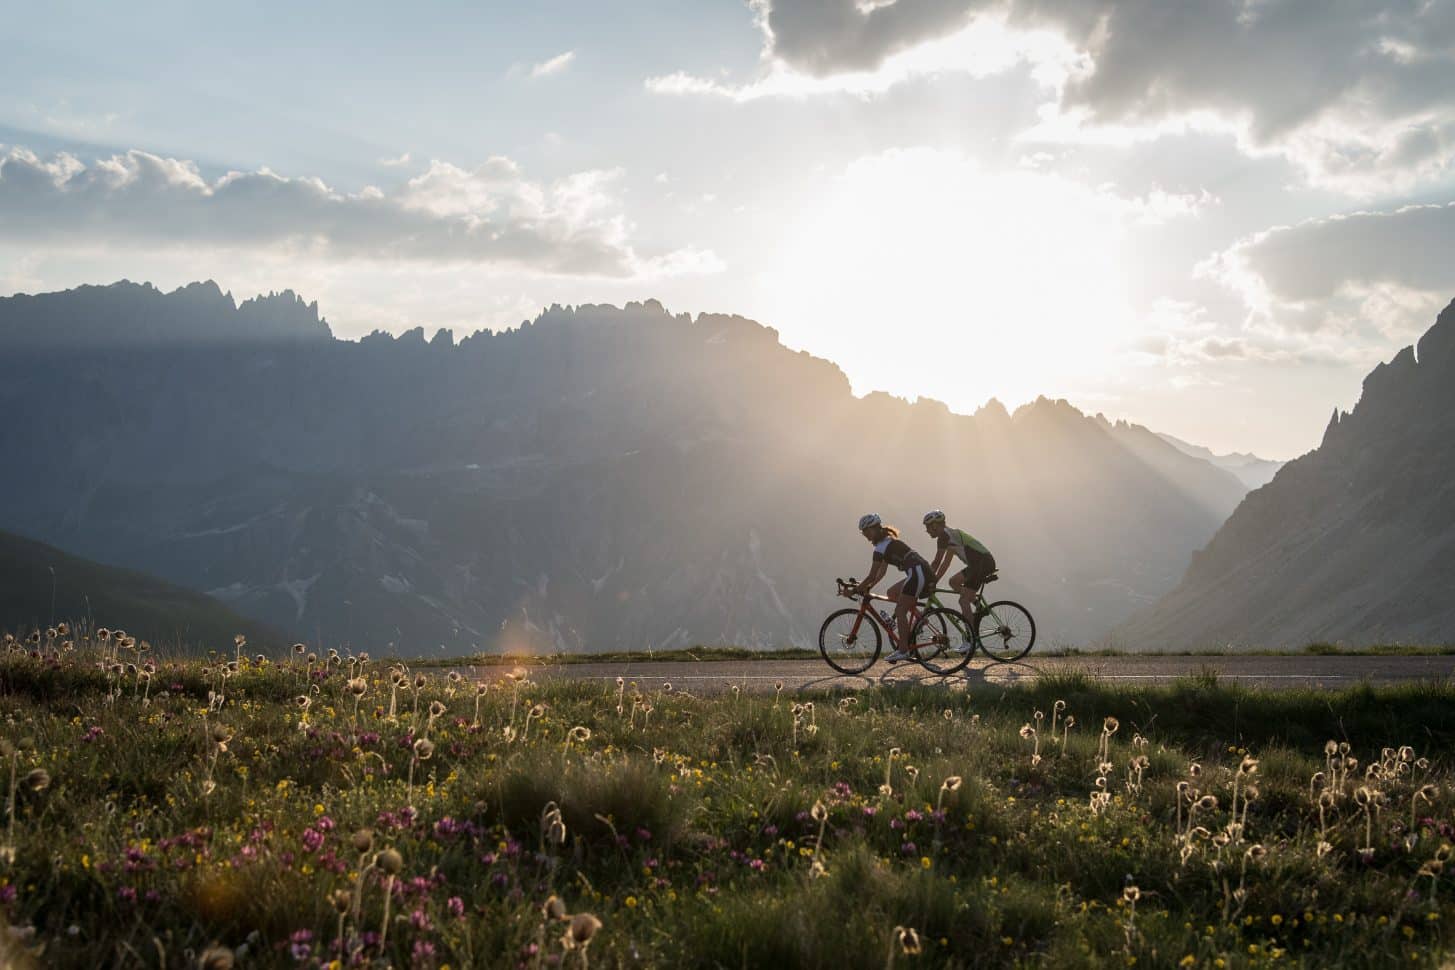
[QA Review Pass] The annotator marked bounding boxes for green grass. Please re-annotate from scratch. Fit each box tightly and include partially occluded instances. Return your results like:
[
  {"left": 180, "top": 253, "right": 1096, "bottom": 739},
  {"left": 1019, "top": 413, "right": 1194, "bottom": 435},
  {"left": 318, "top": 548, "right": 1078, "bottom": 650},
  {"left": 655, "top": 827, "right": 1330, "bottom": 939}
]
[{"left": 1, "top": 646, "right": 1453, "bottom": 968}]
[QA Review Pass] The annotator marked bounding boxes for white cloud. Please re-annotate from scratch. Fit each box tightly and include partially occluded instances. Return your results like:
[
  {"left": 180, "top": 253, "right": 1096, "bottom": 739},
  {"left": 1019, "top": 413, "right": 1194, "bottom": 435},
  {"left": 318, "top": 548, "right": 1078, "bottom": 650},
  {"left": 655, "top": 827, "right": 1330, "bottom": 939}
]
[
  {"left": 659, "top": 0, "right": 1455, "bottom": 193},
  {"left": 0, "top": 146, "right": 720, "bottom": 280},
  {"left": 530, "top": 50, "right": 576, "bottom": 79},
  {"left": 379, "top": 152, "right": 412, "bottom": 168}
]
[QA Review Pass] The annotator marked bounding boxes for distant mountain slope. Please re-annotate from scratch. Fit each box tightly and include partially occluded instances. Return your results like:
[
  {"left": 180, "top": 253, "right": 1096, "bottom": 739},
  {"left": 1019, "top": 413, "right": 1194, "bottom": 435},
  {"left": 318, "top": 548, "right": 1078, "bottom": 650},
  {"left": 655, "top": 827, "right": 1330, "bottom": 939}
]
[
  {"left": 0, "top": 281, "right": 1249, "bottom": 652},
  {"left": 0, "top": 529, "right": 274, "bottom": 652},
  {"left": 1116, "top": 299, "right": 1455, "bottom": 649},
  {"left": 1156, "top": 433, "right": 1285, "bottom": 491}
]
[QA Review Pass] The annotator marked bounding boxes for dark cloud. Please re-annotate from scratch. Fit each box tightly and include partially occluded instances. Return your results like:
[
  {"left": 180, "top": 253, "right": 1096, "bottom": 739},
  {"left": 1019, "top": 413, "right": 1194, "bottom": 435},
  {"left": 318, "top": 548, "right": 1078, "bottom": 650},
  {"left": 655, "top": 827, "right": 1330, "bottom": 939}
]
[
  {"left": 749, "top": 0, "right": 1455, "bottom": 186},
  {"left": 1229, "top": 203, "right": 1455, "bottom": 303},
  {"left": 0, "top": 148, "right": 669, "bottom": 277}
]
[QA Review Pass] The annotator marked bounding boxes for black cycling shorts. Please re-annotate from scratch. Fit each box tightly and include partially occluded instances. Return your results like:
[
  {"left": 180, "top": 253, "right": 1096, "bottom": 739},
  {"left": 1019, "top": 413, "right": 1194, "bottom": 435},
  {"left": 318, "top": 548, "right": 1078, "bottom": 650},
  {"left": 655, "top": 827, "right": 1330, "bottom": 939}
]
[
  {"left": 900, "top": 564, "right": 931, "bottom": 600},
  {"left": 954, "top": 550, "right": 996, "bottom": 589}
]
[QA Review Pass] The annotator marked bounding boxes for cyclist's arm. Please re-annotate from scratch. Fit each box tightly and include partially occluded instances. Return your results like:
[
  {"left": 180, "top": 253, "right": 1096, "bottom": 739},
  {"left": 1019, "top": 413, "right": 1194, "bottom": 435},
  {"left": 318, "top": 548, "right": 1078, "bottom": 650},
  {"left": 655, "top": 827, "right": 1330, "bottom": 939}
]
[
  {"left": 854, "top": 562, "right": 887, "bottom": 597},
  {"left": 931, "top": 549, "right": 952, "bottom": 582}
]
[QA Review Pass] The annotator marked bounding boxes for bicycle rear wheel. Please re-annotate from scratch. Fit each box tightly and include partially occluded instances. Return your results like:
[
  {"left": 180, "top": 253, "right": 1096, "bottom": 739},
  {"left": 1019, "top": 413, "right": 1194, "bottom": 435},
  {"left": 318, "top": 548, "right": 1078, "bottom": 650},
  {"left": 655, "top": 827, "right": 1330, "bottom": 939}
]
[
  {"left": 818, "top": 608, "right": 882, "bottom": 674},
  {"left": 911, "top": 607, "right": 973, "bottom": 676},
  {"left": 975, "top": 601, "right": 1036, "bottom": 662}
]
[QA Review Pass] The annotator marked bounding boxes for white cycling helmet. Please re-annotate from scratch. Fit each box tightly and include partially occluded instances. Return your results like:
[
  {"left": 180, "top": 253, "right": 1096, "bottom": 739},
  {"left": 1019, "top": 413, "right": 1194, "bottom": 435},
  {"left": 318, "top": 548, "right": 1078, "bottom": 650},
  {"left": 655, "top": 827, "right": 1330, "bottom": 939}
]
[
  {"left": 922, "top": 509, "right": 946, "bottom": 526},
  {"left": 857, "top": 513, "right": 882, "bottom": 531}
]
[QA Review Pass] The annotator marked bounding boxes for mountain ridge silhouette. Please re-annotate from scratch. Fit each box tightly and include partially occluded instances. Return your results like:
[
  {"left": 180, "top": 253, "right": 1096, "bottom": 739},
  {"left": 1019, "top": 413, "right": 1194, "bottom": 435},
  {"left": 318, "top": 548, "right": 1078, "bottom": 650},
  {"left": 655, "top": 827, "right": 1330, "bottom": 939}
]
[{"left": 1, "top": 280, "right": 1255, "bottom": 652}]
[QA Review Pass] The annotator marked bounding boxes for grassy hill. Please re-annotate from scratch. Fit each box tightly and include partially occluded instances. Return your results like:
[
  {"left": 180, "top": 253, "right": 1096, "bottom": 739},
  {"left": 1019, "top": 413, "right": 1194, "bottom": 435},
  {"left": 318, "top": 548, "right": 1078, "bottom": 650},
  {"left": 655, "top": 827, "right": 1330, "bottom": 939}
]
[{"left": 0, "top": 529, "right": 276, "bottom": 652}]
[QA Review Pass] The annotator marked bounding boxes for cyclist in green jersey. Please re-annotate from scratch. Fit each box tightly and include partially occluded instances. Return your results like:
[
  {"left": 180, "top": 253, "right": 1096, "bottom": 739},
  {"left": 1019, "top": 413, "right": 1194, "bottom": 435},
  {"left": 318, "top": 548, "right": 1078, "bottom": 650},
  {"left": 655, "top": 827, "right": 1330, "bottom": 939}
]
[{"left": 922, "top": 510, "right": 997, "bottom": 652}]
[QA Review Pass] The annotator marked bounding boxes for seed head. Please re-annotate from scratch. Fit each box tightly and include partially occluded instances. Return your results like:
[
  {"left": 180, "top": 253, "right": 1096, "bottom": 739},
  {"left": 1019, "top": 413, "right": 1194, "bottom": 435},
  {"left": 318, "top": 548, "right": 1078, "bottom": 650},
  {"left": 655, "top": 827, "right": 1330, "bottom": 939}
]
[
  {"left": 1103, "top": 716, "right": 1120, "bottom": 735},
  {"left": 413, "top": 738, "right": 435, "bottom": 761},
  {"left": 429, "top": 700, "right": 447, "bottom": 718},
  {"left": 544, "top": 895, "right": 568, "bottom": 920},
  {"left": 330, "top": 889, "right": 351, "bottom": 913},
  {"left": 293, "top": 643, "right": 307, "bottom": 655},
  {"left": 1019, "top": 724, "right": 1035, "bottom": 739},
  {"left": 1196, "top": 795, "right": 1218, "bottom": 811},
  {"left": 375, "top": 848, "right": 404, "bottom": 875},
  {"left": 414, "top": 675, "right": 427, "bottom": 690},
  {"left": 447, "top": 671, "right": 463, "bottom": 685},
  {"left": 1122, "top": 885, "right": 1141, "bottom": 903},
  {"left": 895, "top": 926, "right": 922, "bottom": 956},
  {"left": 351, "top": 829, "right": 375, "bottom": 853},
  {"left": 1324, "top": 740, "right": 1338, "bottom": 756},
  {"left": 1354, "top": 787, "right": 1373, "bottom": 807},
  {"left": 1238, "top": 756, "right": 1259, "bottom": 775},
  {"left": 347, "top": 677, "right": 367, "bottom": 697},
  {"left": 198, "top": 946, "right": 235, "bottom": 970},
  {"left": 568, "top": 913, "right": 602, "bottom": 947},
  {"left": 810, "top": 800, "right": 828, "bottom": 823},
  {"left": 942, "top": 776, "right": 963, "bottom": 792},
  {"left": 1245, "top": 844, "right": 1267, "bottom": 861},
  {"left": 295, "top": 695, "right": 312, "bottom": 711},
  {"left": 568, "top": 726, "right": 592, "bottom": 743},
  {"left": 24, "top": 768, "right": 50, "bottom": 792}
]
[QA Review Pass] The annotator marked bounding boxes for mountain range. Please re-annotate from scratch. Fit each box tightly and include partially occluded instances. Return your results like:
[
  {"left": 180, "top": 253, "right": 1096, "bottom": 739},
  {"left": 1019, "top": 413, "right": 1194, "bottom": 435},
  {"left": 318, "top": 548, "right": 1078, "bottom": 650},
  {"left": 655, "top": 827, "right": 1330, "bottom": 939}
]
[
  {"left": 0, "top": 280, "right": 1269, "bottom": 654},
  {"left": 1117, "top": 299, "right": 1455, "bottom": 649}
]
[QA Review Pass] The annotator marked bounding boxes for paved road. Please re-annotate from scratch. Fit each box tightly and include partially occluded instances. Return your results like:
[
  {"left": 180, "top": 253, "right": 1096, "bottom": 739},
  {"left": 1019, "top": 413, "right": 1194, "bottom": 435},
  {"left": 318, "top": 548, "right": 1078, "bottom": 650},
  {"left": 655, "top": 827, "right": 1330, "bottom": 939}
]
[{"left": 455, "top": 654, "right": 1455, "bottom": 694}]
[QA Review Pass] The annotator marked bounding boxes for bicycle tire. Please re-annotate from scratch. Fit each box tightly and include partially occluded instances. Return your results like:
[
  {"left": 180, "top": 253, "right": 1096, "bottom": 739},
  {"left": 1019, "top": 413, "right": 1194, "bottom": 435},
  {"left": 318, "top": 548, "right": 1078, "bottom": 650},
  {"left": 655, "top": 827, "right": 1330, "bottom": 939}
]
[
  {"left": 818, "top": 608, "right": 882, "bottom": 674},
  {"left": 911, "top": 606, "right": 973, "bottom": 676},
  {"left": 975, "top": 600, "right": 1036, "bottom": 662}
]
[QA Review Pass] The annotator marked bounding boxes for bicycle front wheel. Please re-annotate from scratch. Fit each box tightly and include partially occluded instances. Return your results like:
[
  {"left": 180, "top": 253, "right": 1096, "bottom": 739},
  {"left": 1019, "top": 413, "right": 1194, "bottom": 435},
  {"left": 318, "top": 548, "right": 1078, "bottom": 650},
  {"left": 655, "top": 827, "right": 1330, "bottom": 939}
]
[
  {"left": 911, "top": 607, "right": 973, "bottom": 676},
  {"left": 975, "top": 601, "right": 1036, "bottom": 662},
  {"left": 818, "top": 608, "right": 882, "bottom": 674}
]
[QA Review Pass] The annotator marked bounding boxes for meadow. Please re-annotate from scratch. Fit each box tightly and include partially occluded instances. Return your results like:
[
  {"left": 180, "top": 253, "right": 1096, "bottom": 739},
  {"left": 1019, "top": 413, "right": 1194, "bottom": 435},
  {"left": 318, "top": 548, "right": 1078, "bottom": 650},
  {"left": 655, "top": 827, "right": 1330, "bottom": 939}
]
[{"left": 2, "top": 630, "right": 1453, "bottom": 968}]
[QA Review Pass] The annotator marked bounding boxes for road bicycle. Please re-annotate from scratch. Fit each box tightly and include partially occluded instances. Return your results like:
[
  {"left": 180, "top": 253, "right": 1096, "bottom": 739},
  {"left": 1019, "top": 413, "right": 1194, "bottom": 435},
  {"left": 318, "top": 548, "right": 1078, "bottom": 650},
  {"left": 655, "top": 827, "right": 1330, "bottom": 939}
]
[
  {"left": 916, "top": 577, "right": 1036, "bottom": 665},
  {"left": 817, "top": 576, "right": 1036, "bottom": 676},
  {"left": 819, "top": 578, "right": 973, "bottom": 676}
]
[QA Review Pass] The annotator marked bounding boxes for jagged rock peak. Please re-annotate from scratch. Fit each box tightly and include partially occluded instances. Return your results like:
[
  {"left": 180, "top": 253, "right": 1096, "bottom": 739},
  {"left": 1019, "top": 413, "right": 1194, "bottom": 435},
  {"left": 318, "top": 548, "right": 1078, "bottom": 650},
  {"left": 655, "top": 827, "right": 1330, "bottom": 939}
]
[
  {"left": 1416, "top": 297, "right": 1455, "bottom": 367},
  {"left": 975, "top": 398, "right": 1010, "bottom": 422}
]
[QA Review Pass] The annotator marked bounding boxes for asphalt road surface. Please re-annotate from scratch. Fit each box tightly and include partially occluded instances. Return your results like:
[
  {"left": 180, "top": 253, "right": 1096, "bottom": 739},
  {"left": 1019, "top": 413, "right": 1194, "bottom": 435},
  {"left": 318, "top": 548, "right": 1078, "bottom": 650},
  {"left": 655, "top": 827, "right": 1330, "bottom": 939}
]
[{"left": 458, "top": 654, "right": 1455, "bottom": 694}]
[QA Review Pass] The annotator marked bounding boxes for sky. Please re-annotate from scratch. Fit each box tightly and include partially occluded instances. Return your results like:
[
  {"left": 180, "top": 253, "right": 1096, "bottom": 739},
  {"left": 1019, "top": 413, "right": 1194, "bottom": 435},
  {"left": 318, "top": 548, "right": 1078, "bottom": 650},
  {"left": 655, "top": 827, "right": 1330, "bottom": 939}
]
[{"left": 4, "top": 1, "right": 1455, "bottom": 458}]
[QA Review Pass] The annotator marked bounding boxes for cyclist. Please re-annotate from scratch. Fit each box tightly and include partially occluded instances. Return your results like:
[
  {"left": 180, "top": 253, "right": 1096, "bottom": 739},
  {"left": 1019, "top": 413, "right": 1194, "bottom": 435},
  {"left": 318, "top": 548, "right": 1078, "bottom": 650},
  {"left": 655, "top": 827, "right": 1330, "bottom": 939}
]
[
  {"left": 922, "top": 509, "right": 997, "bottom": 653},
  {"left": 849, "top": 513, "right": 933, "bottom": 663}
]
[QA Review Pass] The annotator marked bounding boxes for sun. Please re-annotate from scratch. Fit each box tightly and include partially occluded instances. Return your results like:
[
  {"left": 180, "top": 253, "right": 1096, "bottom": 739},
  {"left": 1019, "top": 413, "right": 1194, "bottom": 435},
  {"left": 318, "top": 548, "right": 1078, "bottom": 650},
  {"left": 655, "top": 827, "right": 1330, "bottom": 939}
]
[{"left": 760, "top": 148, "right": 1138, "bottom": 412}]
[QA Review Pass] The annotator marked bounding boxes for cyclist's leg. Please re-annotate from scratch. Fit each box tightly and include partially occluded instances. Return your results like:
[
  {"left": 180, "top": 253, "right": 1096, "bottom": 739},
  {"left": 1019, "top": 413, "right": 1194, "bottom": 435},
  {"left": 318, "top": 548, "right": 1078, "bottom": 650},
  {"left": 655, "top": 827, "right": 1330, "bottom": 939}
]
[
  {"left": 895, "top": 566, "right": 928, "bottom": 651},
  {"left": 949, "top": 568, "right": 975, "bottom": 618}
]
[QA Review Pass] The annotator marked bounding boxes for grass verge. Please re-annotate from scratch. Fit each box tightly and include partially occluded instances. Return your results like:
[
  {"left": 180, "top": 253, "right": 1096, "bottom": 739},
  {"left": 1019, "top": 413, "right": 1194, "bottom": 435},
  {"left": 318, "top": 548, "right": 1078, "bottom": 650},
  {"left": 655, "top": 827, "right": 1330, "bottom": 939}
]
[{"left": 0, "top": 644, "right": 1451, "bottom": 967}]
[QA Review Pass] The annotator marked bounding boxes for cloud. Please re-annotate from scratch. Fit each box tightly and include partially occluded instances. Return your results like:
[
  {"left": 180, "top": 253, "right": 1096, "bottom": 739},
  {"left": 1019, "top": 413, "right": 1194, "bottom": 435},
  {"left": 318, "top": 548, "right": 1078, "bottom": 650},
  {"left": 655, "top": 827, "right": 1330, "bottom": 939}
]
[
  {"left": 379, "top": 152, "right": 412, "bottom": 167},
  {"left": 660, "top": 0, "right": 1455, "bottom": 192},
  {"left": 530, "top": 50, "right": 576, "bottom": 78},
  {"left": 0, "top": 147, "right": 720, "bottom": 279},
  {"left": 1184, "top": 202, "right": 1455, "bottom": 368}
]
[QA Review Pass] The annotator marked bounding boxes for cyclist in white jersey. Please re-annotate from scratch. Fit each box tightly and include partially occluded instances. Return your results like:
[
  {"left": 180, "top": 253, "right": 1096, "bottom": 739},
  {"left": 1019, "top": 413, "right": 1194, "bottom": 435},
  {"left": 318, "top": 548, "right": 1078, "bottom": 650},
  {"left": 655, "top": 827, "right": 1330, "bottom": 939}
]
[
  {"left": 923, "top": 510, "right": 997, "bottom": 652},
  {"left": 849, "top": 513, "right": 933, "bottom": 663}
]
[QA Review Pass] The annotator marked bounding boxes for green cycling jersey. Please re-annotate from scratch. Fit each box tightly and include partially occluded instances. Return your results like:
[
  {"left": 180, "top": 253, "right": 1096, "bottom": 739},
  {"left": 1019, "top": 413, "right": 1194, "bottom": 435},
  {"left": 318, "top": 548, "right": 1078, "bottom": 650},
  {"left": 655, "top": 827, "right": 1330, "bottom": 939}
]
[{"left": 936, "top": 527, "right": 991, "bottom": 564}]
